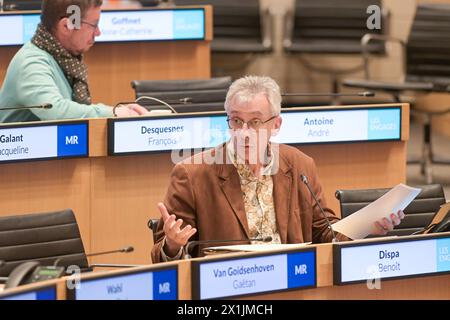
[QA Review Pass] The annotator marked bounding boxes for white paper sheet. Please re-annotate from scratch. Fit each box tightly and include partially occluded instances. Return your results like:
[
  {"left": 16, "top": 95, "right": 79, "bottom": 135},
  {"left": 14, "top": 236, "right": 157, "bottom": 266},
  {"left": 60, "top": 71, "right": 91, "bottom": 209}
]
[
  {"left": 332, "top": 183, "right": 421, "bottom": 240},
  {"left": 203, "top": 243, "right": 311, "bottom": 254}
]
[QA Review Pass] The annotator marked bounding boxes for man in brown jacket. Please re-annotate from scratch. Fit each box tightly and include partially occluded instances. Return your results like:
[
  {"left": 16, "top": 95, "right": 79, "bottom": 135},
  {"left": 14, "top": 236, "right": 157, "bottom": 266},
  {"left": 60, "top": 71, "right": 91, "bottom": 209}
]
[{"left": 151, "top": 76, "right": 404, "bottom": 263}]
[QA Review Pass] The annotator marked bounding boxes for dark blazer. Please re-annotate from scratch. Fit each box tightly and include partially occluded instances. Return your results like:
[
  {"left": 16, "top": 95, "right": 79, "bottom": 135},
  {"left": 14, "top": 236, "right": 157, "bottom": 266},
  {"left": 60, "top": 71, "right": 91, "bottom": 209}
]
[{"left": 151, "top": 143, "right": 347, "bottom": 263}]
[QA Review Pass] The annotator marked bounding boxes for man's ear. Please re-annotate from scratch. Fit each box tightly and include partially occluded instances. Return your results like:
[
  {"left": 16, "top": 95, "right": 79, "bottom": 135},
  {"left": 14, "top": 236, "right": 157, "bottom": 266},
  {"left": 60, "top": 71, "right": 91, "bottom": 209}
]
[
  {"left": 56, "top": 17, "right": 74, "bottom": 36},
  {"left": 271, "top": 116, "right": 282, "bottom": 136}
]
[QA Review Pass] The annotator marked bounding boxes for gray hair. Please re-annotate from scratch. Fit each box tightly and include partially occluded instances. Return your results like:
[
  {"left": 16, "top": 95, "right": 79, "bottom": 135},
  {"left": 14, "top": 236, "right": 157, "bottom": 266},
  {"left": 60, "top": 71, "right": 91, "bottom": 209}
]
[{"left": 224, "top": 75, "right": 282, "bottom": 116}]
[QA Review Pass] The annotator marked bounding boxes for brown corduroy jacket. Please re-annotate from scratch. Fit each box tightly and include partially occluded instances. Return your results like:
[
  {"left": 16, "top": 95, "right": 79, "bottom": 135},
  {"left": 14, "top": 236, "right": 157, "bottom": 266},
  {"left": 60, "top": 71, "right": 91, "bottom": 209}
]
[{"left": 151, "top": 143, "right": 348, "bottom": 263}]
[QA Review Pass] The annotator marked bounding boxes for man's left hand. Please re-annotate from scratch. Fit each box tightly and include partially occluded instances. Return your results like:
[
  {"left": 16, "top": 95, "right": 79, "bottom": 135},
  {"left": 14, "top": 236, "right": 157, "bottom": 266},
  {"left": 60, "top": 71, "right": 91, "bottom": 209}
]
[{"left": 371, "top": 210, "right": 405, "bottom": 235}]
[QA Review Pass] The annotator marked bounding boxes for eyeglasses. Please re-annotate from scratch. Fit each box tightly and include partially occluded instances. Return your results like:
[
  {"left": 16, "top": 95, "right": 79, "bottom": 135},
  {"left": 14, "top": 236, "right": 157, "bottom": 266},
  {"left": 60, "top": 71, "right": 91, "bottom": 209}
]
[
  {"left": 81, "top": 20, "right": 99, "bottom": 31},
  {"left": 227, "top": 115, "right": 278, "bottom": 130}
]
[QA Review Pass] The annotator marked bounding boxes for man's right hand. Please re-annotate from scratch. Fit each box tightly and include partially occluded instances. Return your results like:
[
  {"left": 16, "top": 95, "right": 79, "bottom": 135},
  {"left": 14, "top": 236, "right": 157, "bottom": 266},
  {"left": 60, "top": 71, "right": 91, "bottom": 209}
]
[{"left": 158, "top": 202, "right": 197, "bottom": 257}]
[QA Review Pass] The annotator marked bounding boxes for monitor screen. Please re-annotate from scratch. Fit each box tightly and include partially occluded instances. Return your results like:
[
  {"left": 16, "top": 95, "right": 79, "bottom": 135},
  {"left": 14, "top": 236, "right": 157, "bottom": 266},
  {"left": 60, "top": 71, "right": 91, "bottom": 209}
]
[
  {"left": 0, "top": 121, "right": 89, "bottom": 163},
  {"left": 0, "top": 8, "right": 205, "bottom": 46},
  {"left": 109, "top": 106, "right": 402, "bottom": 155},
  {"left": 0, "top": 285, "right": 57, "bottom": 300},
  {"left": 192, "top": 249, "right": 316, "bottom": 299},
  {"left": 334, "top": 234, "right": 450, "bottom": 285},
  {"left": 71, "top": 267, "right": 177, "bottom": 300}
]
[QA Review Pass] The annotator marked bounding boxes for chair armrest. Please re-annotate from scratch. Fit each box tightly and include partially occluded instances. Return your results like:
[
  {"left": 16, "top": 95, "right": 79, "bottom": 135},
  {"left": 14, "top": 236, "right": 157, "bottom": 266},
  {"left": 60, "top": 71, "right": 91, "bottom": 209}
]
[
  {"left": 281, "top": 6, "right": 294, "bottom": 48},
  {"left": 261, "top": 7, "right": 274, "bottom": 49},
  {"left": 361, "top": 34, "right": 406, "bottom": 80}
]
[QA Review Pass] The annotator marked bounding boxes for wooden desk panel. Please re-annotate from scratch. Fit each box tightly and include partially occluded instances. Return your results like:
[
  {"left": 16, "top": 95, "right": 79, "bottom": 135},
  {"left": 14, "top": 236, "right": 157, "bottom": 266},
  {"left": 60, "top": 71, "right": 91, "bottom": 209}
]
[
  {"left": 303, "top": 141, "right": 407, "bottom": 217},
  {"left": 86, "top": 40, "right": 211, "bottom": 106},
  {"left": 241, "top": 274, "right": 450, "bottom": 300},
  {"left": 89, "top": 154, "right": 174, "bottom": 265},
  {"left": 0, "top": 159, "right": 92, "bottom": 253}
]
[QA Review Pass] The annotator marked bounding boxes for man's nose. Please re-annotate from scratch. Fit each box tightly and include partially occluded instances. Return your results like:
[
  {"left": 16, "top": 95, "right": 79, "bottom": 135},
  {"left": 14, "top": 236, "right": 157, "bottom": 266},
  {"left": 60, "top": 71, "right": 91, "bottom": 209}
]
[{"left": 239, "top": 124, "right": 252, "bottom": 137}]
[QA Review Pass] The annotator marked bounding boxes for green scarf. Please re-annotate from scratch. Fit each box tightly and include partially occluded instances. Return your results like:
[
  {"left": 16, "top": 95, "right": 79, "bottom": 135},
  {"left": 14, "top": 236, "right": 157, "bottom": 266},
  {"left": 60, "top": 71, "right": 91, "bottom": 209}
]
[{"left": 31, "top": 23, "right": 92, "bottom": 105}]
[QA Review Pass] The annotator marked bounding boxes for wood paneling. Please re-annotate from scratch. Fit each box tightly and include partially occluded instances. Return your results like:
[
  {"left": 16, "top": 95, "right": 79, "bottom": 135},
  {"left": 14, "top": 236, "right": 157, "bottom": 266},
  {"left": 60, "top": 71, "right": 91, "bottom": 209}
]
[
  {"left": 0, "top": 158, "right": 92, "bottom": 253},
  {"left": 85, "top": 40, "right": 211, "bottom": 105}
]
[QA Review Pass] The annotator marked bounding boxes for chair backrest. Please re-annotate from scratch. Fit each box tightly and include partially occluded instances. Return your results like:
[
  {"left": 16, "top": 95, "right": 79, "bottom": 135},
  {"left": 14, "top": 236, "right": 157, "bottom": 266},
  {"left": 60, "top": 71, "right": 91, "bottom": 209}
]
[
  {"left": 406, "top": 4, "right": 450, "bottom": 88},
  {"left": 174, "top": 0, "right": 272, "bottom": 53},
  {"left": 0, "top": 209, "right": 89, "bottom": 277},
  {"left": 3, "top": 0, "right": 42, "bottom": 11},
  {"left": 286, "top": 0, "right": 386, "bottom": 54},
  {"left": 335, "top": 184, "right": 446, "bottom": 237},
  {"left": 131, "top": 77, "right": 232, "bottom": 113},
  {"left": 137, "top": 0, "right": 161, "bottom": 7}
]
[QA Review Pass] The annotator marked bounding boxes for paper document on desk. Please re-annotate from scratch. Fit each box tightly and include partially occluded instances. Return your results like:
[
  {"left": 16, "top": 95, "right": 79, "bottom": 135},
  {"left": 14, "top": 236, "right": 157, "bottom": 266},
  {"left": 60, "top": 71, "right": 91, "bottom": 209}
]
[
  {"left": 203, "top": 243, "right": 311, "bottom": 254},
  {"left": 332, "top": 183, "right": 421, "bottom": 240}
]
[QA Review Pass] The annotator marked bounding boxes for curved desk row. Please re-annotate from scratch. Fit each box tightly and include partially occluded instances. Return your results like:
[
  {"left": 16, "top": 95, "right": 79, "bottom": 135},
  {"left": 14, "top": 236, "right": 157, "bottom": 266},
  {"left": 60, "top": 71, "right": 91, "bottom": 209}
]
[
  {"left": 0, "top": 103, "right": 409, "bottom": 265},
  {"left": 1, "top": 232, "right": 448, "bottom": 300}
]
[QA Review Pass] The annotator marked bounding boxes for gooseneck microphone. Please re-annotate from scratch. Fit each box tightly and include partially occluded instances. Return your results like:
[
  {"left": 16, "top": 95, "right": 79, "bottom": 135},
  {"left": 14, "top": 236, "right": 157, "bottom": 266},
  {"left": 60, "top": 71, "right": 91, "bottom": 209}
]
[
  {"left": 53, "top": 246, "right": 134, "bottom": 267},
  {"left": 86, "top": 246, "right": 134, "bottom": 257},
  {"left": 183, "top": 236, "right": 273, "bottom": 259},
  {"left": 0, "top": 103, "right": 53, "bottom": 111},
  {"left": 282, "top": 91, "right": 375, "bottom": 97},
  {"left": 300, "top": 174, "right": 338, "bottom": 243}
]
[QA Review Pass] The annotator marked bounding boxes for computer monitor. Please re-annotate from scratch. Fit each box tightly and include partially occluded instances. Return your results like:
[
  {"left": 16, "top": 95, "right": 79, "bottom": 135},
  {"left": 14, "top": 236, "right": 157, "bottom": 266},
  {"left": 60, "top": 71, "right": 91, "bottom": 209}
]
[
  {"left": 0, "top": 283, "right": 57, "bottom": 300},
  {"left": 67, "top": 266, "right": 177, "bottom": 300}
]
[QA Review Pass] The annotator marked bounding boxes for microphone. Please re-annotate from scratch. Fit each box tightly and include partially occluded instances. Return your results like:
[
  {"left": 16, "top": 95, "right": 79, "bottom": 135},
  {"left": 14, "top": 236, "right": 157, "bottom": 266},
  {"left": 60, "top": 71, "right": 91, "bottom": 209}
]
[
  {"left": 300, "top": 174, "right": 338, "bottom": 243},
  {"left": 53, "top": 246, "right": 134, "bottom": 267},
  {"left": 184, "top": 236, "right": 273, "bottom": 259},
  {"left": 115, "top": 96, "right": 180, "bottom": 115},
  {"left": 0, "top": 103, "right": 53, "bottom": 111},
  {"left": 118, "top": 98, "right": 192, "bottom": 106},
  {"left": 86, "top": 246, "right": 134, "bottom": 257},
  {"left": 282, "top": 91, "right": 375, "bottom": 97}
]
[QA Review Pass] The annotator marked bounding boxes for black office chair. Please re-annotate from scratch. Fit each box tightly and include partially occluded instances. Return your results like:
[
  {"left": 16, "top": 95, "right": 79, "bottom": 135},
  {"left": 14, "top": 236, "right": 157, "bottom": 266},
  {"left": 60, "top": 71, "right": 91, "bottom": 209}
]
[
  {"left": 138, "top": 0, "right": 161, "bottom": 6},
  {"left": 131, "top": 77, "right": 232, "bottom": 113},
  {"left": 3, "top": 0, "right": 42, "bottom": 11},
  {"left": 147, "top": 218, "right": 160, "bottom": 244},
  {"left": 174, "top": 0, "right": 273, "bottom": 76},
  {"left": 335, "top": 184, "right": 446, "bottom": 237},
  {"left": 175, "top": 0, "right": 273, "bottom": 54},
  {"left": 0, "top": 209, "right": 137, "bottom": 286},
  {"left": 0, "top": 209, "right": 90, "bottom": 279},
  {"left": 283, "top": 0, "right": 388, "bottom": 94},
  {"left": 342, "top": 4, "right": 450, "bottom": 183}
]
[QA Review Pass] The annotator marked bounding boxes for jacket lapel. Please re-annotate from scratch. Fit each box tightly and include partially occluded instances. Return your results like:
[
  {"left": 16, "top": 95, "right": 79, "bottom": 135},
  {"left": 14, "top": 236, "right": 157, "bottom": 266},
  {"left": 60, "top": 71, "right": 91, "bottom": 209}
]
[
  {"left": 215, "top": 145, "right": 250, "bottom": 238},
  {"left": 271, "top": 148, "right": 293, "bottom": 243}
]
